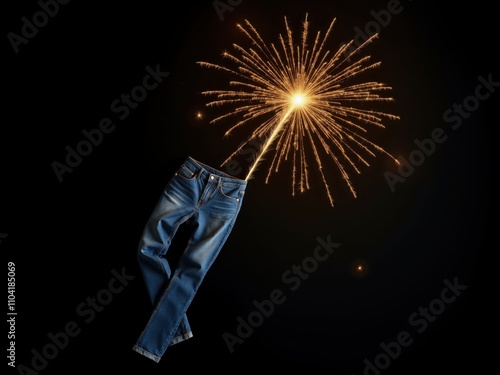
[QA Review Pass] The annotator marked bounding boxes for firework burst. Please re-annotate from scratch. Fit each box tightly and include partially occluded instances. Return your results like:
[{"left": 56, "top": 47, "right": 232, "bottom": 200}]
[{"left": 197, "top": 13, "right": 399, "bottom": 207}]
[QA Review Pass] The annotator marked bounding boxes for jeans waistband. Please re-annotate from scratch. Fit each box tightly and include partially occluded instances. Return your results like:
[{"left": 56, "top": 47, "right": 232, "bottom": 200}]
[{"left": 184, "top": 157, "right": 248, "bottom": 187}]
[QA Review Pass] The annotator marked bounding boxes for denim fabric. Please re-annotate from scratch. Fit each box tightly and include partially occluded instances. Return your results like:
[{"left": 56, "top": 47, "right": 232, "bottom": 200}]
[{"left": 133, "top": 156, "right": 247, "bottom": 362}]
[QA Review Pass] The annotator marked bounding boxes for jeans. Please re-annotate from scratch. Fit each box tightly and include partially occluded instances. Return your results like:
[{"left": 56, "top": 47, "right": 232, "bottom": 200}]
[{"left": 133, "top": 156, "right": 247, "bottom": 362}]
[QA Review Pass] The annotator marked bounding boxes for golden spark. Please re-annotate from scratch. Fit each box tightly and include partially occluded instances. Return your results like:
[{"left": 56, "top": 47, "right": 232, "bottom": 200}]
[{"left": 198, "top": 14, "right": 399, "bottom": 207}]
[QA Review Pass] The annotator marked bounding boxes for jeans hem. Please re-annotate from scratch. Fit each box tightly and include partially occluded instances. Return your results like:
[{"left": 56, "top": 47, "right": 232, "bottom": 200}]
[
  {"left": 132, "top": 345, "right": 161, "bottom": 363},
  {"left": 170, "top": 331, "right": 194, "bottom": 346},
  {"left": 132, "top": 331, "right": 193, "bottom": 362}
]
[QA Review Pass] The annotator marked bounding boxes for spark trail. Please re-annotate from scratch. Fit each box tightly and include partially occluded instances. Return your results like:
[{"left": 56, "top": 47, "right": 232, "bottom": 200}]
[{"left": 198, "top": 14, "right": 399, "bottom": 207}]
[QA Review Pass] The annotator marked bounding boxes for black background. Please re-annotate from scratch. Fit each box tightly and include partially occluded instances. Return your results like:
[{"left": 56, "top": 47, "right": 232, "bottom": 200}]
[{"left": 2, "top": 0, "right": 496, "bottom": 374}]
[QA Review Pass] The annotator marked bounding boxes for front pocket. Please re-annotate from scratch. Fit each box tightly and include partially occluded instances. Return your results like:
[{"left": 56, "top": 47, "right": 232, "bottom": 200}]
[
  {"left": 175, "top": 165, "right": 196, "bottom": 180},
  {"left": 218, "top": 184, "right": 244, "bottom": 201}
]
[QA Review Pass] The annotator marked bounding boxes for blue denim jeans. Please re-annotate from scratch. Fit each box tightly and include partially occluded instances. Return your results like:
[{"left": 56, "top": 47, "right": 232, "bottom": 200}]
[{"left": 133, "top": 156, "right": 247, "bottom": 362}]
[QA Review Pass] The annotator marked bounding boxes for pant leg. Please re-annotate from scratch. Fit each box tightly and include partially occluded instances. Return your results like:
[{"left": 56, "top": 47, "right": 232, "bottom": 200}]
[
  {"left": 133, "top": 157, "right": 246, "bottom": 362},
  {"left": 135, "top": 160, "right": 201, "bottom": 354}
]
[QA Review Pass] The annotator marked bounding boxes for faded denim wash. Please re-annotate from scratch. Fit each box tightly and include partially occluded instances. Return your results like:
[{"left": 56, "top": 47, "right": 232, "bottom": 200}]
[{"left": 133, "top": 156, "right": 247, "bottom": 362}]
